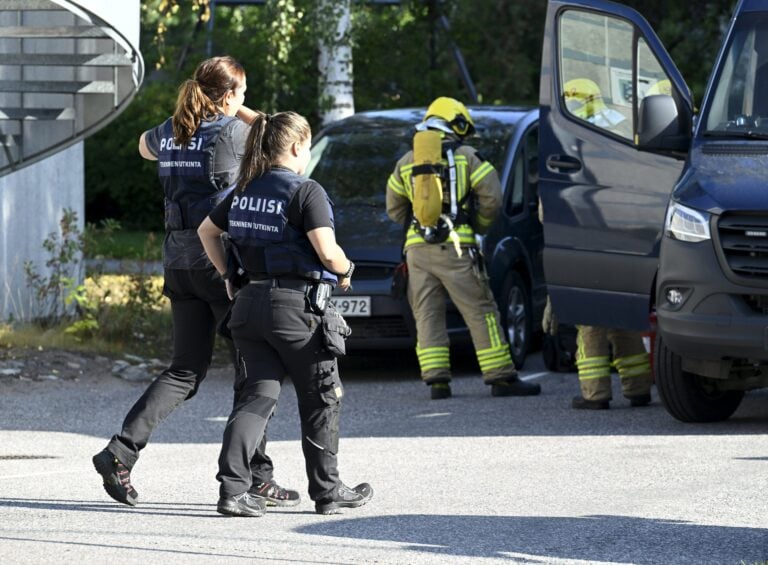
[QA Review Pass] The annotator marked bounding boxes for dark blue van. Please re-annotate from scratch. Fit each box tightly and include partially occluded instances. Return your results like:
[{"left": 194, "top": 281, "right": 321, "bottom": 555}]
[{"left": 539, "top": 0, "right": 768, "bottom": 421}]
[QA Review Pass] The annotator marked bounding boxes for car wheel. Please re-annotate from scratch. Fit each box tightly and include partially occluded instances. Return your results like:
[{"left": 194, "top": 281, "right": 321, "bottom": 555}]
[
  {"left": 655, "top": 333, "right": 744, "bottom": 423},
  {"left": 500, "top": 271, "right": 532, "bottom": 370}
]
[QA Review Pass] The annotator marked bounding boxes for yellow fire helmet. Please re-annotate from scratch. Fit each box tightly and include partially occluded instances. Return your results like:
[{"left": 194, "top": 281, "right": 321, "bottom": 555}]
[
  {"left": 418, "top": 96, "right": 475, "bottom": 138},
  {"left": 563, "top": 78, "right": 607, "bottom": 121},
  {"left": 646, "top": 78, "right": 672, "bottom": 96}
]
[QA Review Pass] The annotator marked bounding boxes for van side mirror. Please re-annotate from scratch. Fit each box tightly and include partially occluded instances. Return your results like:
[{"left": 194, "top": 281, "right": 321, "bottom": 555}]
[{"left": 637, "top": 94, "right": 691, "bottom": 153}]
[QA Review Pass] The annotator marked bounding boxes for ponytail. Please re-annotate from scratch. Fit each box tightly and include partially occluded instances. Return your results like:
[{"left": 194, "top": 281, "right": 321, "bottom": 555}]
[
  {"left": 236, "top": 111, "right": 311, "bottom": 192},
  {"left": 170, "top": 55, "right": 246, "bottom": 146},
  {"left": 172, "top": 79, "right": 218, "bottom": 146}
]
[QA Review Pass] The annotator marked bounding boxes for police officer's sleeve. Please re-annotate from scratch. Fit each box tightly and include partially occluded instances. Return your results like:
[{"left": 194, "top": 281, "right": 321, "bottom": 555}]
[
  {"left": 386, "top": 153, "right": 412, "bottom": 225},
  {"left": 142, "top": 123, "right": 163, "bottom": 158},
  {"left": 208, "top": 190, "right": 235, "bottom": 231},
  {"left": 213, "top": 119, "right": 249, "bottom": 190},
  {"left": 468, "top": 149, "right": 502, "bottom": 234},
  {"left": 293, "top": 181, "right": 334, "bottom": 232}
]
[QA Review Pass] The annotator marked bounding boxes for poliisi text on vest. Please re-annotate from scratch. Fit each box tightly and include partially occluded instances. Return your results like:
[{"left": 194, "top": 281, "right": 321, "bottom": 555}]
[
  {"left": 159, "top": 136, "right": 204, "bottom": 152},
  {"left": 232, "top": 194, "right": 285, "bottom": 215}
]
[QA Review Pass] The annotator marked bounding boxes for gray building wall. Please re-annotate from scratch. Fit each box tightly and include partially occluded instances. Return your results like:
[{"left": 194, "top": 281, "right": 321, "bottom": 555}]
[
  {"left": 1, "top": 143, "right": 84, "bottom": 321},
  {"left": 0, "top": 0, "right": 142, "bottom": 322}
]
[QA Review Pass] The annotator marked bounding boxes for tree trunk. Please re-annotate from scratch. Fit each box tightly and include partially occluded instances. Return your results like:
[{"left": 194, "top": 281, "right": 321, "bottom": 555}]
[{"left": 317, "top": 0, "right": 354, "bottom": 125}]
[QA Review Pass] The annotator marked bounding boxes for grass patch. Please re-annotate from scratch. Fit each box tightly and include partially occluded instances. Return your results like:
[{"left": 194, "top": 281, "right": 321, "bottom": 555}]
[
  {"left": 9, "top": 209, "right": 229, "bottom": 362},
  {"left": 85, "top": 225, "right": 162, "bottom": 261},
  {"left": 0, "top": 323, "right": 127, "bottom": 357},
  {"left": 2, "top": 274, "right": 173, "bottom": 358},
  {"left": 2, "top": 273, "right": 233, "bottom": 363}
]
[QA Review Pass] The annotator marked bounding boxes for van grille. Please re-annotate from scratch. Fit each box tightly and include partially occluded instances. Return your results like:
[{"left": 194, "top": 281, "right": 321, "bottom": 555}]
[{"left": 718, "top": 214, "right": 768, "bottom": 279}]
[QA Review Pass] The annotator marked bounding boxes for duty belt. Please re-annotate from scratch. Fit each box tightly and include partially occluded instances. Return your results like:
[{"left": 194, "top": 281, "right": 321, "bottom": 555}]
[{"left": 249, "top": 278, "right": 313, "bottom": 292}]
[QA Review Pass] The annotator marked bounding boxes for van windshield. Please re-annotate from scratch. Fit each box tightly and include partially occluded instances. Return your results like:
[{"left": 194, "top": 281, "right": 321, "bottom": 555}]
[
  {"left": 307, "top": 123, "right": 513, "bottom": 205},
  {"left": 704, "top": 12, "right": 768, "bottom": 137}
]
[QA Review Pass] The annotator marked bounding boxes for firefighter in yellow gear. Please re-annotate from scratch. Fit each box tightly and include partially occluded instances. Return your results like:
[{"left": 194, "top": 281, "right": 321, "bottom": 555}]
[
  {"left": 386, "top": 97, "right": 541, "bottom": 400},
  {"left": 573, "top": 325, "right": 653, "bottom": 409}
]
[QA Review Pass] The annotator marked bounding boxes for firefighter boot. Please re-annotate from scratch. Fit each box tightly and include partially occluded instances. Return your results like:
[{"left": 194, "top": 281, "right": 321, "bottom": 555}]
[
  {"left": 490, "top": 374, "right": 541, "bottom": 397},
  {"left": 430, "top": 382, "right": 452, "bottom": 400},
  {"left": 571, "top": 395, "right": 610, "bottom": 410}
]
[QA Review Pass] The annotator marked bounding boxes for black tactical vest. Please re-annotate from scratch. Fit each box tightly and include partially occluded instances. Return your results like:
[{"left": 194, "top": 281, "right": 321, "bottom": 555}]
[
  {"left": 157, "top": 114, "right": 235, "bottom": 231},
  {"left": 228, "top": 168, "right": 338, "bottom": 285},
  {"left": 156, "top": 115, "right": 235, "bottom": 269}
]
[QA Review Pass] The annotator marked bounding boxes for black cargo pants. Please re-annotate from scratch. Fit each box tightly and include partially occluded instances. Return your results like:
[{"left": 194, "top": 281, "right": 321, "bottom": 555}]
[
  {"left": 107, "top": 267, "right": 274, "bottom": 483},
  {"left": 217, "top": 280, "right": 343, "bottom": 501}
]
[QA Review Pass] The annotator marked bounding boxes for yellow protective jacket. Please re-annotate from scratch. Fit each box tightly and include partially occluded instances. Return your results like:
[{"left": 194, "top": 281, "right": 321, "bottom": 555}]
[{"left": 386, "top": 143, "right": 502, "bottom": 249}]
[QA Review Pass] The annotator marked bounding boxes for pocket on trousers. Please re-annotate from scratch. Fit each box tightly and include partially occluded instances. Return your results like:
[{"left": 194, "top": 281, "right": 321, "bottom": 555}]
[
  {"left": 321, "top": 306, "right": 351, "bottom": 357},
  {"left": 270, "top": 291, "right": 315, "bottom": 344},
  {"left": 228, "top": 296, "right": 253, "bottom": 331},
  {"left": 316, "top": 361, "right": 344, "bottom": 404}
]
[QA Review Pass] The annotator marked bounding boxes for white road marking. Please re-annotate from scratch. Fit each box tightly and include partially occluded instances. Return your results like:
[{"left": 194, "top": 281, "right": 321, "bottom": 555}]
[
  {"left": 204, "top": 416, "right": 228, "bottom": 422},
  {"left": 521, "top": 371, "right": 548, "bottom": 381},
  {"left": 414, "top": 413, "right": 451, "bottom": 418}
]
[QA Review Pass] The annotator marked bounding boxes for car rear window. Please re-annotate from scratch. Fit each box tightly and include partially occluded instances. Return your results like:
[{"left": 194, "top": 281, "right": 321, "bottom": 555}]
[{"left": 307, "top": 120, "right": 513, "bottom": 204}]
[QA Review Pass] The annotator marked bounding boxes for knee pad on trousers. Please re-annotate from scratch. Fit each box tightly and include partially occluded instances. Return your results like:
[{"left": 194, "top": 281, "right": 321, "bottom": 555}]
[{"left": 238, "top": 379, "right": 281, "bottom": 418}]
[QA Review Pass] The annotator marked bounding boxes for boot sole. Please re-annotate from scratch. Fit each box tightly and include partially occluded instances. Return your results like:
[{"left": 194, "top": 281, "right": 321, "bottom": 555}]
[
  {"left": 92, "top": 453, "right": 138, "bottom": 507},
  {"left": 265, "top": 498, "right": 301, "bottom": 507},
  {"left": 216, "top": 502, "right": 266, "bottom": 517}
]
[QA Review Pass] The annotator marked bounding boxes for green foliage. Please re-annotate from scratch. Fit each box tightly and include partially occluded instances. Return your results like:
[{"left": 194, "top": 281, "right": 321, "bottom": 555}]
[
  {"left": 85, "top": 82, "right": 175, "bottom": 230},
  {"left": 24, "top": 208, "right": 83, "bottom": 324},
  {"left": 63, "top": 279, "right": 100, "bottom": 340},
  {"left": 21, "top": 209, "right": 170, "bottom": 353},
  {"left": 622, "top": 0, "right": 738, "bottom": 105},
  {"left": 85, "top": 224, "right": 162, "bottom": 261},
  {"left": 87, "top": 0, "right": 739, "bottom": 230}
]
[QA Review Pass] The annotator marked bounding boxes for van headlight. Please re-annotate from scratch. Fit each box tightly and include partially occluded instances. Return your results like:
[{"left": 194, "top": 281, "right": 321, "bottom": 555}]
[{"left": 665, "top": 202, "right": 711, "bottom": 242}]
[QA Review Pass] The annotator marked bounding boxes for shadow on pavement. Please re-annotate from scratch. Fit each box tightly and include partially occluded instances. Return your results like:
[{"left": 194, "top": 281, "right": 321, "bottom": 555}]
[
  {"left": 0, "top": 497, "right": 217, "bottom": 519},
  {"left": 295, "top": 513, "right": 768, "bottom": 564}
]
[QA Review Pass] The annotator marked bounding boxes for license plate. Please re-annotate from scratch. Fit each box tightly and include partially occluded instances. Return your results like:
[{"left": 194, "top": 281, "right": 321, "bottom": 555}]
[{"left": 330, "top": 296, "right": 371, "bottom": 317}]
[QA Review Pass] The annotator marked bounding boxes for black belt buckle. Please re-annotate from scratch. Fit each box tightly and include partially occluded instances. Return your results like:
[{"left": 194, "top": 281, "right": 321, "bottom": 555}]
[{"left": 307, "top": 281, "right": 332, "bottom": 315}]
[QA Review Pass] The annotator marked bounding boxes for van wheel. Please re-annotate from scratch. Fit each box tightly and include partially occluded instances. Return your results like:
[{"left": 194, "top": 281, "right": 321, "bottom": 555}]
[
  {"left": 500, "top": 272, "right": 532, "bottom": 370},
  {"left": 655, "top": 333, "right": 743, "bottom": 422}
]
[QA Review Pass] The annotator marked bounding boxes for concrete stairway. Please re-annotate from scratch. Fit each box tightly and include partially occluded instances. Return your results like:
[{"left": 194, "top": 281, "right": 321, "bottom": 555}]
[{"left": 0, "top": 0, "right": 144, "bottom": 176}]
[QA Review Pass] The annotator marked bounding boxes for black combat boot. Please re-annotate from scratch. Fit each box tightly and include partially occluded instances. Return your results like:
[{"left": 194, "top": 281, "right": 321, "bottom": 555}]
[
  {"left": 92, "top": 449, "right": 138, "bottom": 506},
  {"left": 250, "top": 480, "right": 301, "bottom": 507},
  {"left": 217, "top": 493, "right": 267, "bottom": 517},
  {"left": 315, "top": 482, "right": 374, "bottom": 515}
]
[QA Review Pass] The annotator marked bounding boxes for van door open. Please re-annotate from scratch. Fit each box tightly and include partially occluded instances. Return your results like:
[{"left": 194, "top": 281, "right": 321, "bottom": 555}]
[{"left": 539, "top": 0, "right": 693, "bottom": 330}]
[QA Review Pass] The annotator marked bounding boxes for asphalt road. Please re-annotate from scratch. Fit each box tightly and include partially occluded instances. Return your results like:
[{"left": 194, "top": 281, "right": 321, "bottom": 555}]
[{"left": 0, "top": 348, "right": 766, "bottom": 565}]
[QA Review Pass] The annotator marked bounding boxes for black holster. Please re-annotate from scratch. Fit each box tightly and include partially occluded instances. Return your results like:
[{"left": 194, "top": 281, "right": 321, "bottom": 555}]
[{"left": 307, "top": 281, "right": 333, "bottom": 315}]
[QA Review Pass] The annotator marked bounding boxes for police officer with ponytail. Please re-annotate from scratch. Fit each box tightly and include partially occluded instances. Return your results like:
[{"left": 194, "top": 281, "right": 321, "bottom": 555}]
[
  {"left": 93, "top": 56, "right": 298, "bottom": 509},
  {"left": 198, "top": 111, "right": 373, "bottom": 517}
]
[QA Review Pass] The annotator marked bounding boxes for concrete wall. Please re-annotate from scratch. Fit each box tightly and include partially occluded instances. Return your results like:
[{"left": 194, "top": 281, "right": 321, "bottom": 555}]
[
  {"left": 0, "top": 143, "right": 84, "bottom": 321},
  {"left": 69, "top": 0, "right": 141, "bottom": 49}
]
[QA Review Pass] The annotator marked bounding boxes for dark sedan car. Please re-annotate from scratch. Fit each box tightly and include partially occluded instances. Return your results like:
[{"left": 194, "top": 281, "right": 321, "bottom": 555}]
[{"left": 306, "top": 106, "right": 544, "bottom": 367}]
